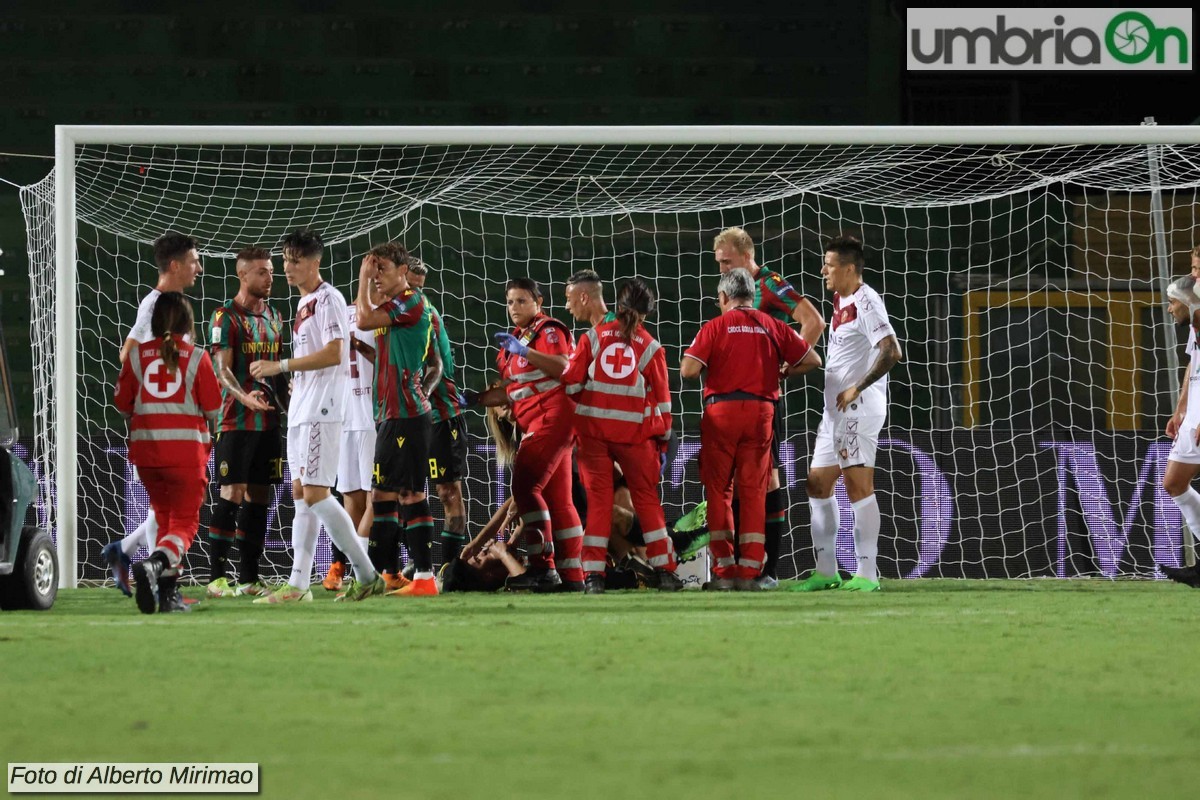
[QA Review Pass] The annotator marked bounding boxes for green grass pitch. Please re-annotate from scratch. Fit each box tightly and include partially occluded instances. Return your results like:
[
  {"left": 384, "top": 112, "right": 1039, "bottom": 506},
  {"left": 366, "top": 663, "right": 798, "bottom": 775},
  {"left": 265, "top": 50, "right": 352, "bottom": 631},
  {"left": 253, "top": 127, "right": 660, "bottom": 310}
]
[{"left": 2, "top": 580, "right": 1196, "bottom": 799}]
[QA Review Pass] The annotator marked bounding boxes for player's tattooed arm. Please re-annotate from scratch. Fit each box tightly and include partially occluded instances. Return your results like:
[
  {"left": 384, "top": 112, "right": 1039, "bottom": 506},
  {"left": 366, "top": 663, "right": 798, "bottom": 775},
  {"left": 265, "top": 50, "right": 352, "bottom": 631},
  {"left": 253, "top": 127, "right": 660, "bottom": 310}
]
[
  {"left": 214, "top": 349, "right": 272, "bottom": 411},
  {"left": 836, "top": 335, "right": 902, "bottom": 412}
]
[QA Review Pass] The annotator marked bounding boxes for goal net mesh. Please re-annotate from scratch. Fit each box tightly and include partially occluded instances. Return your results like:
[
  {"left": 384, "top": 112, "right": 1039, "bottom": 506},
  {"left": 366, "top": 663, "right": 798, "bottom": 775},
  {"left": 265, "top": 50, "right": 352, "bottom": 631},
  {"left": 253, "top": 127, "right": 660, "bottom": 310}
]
[{"left": 20, "top": 138, "right": 1200, "bottom": 584}]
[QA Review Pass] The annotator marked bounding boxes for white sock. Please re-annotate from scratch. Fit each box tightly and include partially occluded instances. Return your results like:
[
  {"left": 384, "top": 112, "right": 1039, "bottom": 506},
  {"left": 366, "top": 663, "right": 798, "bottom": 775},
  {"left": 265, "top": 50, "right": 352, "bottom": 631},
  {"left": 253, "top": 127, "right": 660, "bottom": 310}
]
[
  {"left": 123, "top": 508, "right": 158, "bottom": 557},
  {"left": 289, "top": 499, "right": 318, "bottom": 589},
  {"left": 311, "top": 496, "right": 377, "bottom": 583},
  {"left": 809, "top": 495, "right": 839, "bottom": 576},
  {"left": 415, "top": 571, "right": 434, "bottom": 580},
  {"left": 1172, "top": 488, "right": 1200, "bottom": 542},
  {"left": 851, "top": 494, "right": 881, "bottom": 582}
]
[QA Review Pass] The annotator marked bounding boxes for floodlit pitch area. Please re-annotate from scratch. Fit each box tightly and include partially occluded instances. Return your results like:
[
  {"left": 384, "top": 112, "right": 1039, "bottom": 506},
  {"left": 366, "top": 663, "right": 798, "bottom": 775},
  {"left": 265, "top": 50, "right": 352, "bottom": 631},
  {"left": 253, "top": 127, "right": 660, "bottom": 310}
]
[{"left": 2, "top": 580, "right": 1194, "bottom": 799}]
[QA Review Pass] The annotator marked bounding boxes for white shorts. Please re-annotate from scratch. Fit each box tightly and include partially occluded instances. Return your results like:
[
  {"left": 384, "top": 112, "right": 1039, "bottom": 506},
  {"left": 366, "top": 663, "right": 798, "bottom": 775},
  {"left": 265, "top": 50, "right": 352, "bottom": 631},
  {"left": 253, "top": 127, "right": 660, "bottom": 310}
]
[
  {"left": 287, "top": 421, "right": 343, "bottom": 488},
  {"left": 337, "top": 428, "right": 377, "bottom": 494},
  {"left": 810, "top": 412, "right": 886, "bottom": 470},
  {"left": 1169, "top": 423, "right": 1200, "bottom": 465}
]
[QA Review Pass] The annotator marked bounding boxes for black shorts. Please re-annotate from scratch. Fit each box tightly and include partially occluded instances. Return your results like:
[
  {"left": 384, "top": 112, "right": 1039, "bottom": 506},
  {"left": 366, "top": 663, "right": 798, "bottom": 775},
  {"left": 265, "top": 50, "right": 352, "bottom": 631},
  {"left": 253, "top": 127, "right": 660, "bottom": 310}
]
[
  {"left": 771, "top": 401, "right": 785, "bottom": 469},
  {"left": 373, "top": 415, "right": 433, "bottom": 493},
  {"left": 428, "top": 415, "right": 468, "bottom": 485},
  {"left": 214, "top": 429, "right": 285, "bottom": 486}
]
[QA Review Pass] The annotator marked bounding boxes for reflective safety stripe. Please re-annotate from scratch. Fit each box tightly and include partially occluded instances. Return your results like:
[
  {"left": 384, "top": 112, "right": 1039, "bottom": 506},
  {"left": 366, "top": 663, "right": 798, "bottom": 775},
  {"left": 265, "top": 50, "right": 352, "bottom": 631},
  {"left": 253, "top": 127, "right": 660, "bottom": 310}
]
[
  {"left": 553, "top": 526, "right": 583, "bottom": 540},
  {"left": 739, "top": 533, "right": 767, "bottom": 545},
  {"left": 521, "top": 509, "right": 551, "bottom": 523},
  {"left": 576, "top": 404, "right": 644, "bottom": 424},
  {"left": 510, "top": 369, "right": 548, "bottom": 383},
  {"left": 131, "top": 428, "right": 211, "bottom": 443},
  {"left": 585, "top": 328, "right": 599, "bottom": 351},
  {"left": 564, "top": 383, "right": 584, "bottom": 395},
  {"left": 641, "top": 527, "right": 668, "bottom": 543},
  {"left": 158, "top": 535, "right": 188, "bottom": 565},
  {"left": 557, "top": 557, "right": 582, "bottom": 569},
  {"left": 583, "top": 535, "right": 609, "bottom": 548},
  {"left": 533, "top": 378, "right": 560, "bottom": 393},
  {"left": 510, "top": 387, "right": 535, "bottom": 401},
  {"left": 716, "top": 556, "right": 736, "bottom": 567},
  {"left": 582, "top": 560, "right": 607, "bottom": 572},
  {"left": 648, "top": 552, "right": 671, "bottom": 567},
  {"left": 637, "top": 339, "right": 661, "bottom": 372},
  {"left": 657, "top": 401, "right": 672, "bottom": 415},
  {"left": 136, "top": 402, "right": 195, "bottom": 415},
  {"left": 710, "top": 530, "right": 733, "bottom": 541},
  {"left": 738, "top": 558, "right": 763, "bottom": 570},
  {"left": 586, "top": 382, "right": 646, "bottom": 399}
]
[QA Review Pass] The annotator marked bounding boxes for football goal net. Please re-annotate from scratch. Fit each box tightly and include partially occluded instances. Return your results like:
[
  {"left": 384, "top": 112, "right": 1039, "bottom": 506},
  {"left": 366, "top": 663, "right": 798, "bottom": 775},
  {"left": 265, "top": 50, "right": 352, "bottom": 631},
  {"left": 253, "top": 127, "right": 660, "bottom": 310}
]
[{"left": 22, "top": 124, "right": 1200, "bottom": 587}]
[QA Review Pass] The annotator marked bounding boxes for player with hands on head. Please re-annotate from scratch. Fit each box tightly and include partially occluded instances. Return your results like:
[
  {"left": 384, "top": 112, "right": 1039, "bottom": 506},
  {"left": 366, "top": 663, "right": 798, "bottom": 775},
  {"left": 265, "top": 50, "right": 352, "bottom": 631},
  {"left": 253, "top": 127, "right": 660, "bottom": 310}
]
[
  {"left": 794, "top": 234, "right": 902, "bottom": 594},
  {"left": 203, "top": 247, "right": 286, "bottom": 599},
  {"left": 114, "top": 292, "right": 221, "bottom": 614},
  {"left": 353, "top": 243, "right": 443, "bottom": 597},
  {"left": 558, "top": 271, "right": 683, "bottom": 593},
  {"left": 248, "top": 228, "right": 379, "bottom": 603},
  {"left": 681, "top": 267, "right": 821, "bottom": 591},
  {"left": 404, "top": 257, "right": 471, "bottom": 568},
  {"left": 101, "top": 231, "right": 204, "bottom": 596}
]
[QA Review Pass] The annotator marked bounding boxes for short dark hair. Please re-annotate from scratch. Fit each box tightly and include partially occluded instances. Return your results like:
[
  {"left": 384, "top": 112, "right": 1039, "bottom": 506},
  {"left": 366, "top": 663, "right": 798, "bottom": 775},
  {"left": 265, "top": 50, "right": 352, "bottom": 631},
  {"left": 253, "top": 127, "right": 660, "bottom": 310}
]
[
  {"left": 368, "top": 241, "right": 408, "bottom": 268},
  {"left": 152, "top": 231, "right": 197, "bottom": 273},
  {"left": 405, "top": 255, "right": 428, "bottom": 276},
  {"left": 566, "top": 269, "right": 602, "bottom": 286},
  {"left": 280, "top": 228, "right": 324, "bottom": 259},
  {"left": 825, "top": 234, "right": 866, "bottom": 275},
  {"left": 235, "top": 246, "right": 271, "bottom": 262},
  {"left": 505, "top": 277, "right": 542, "bottom": 301}
]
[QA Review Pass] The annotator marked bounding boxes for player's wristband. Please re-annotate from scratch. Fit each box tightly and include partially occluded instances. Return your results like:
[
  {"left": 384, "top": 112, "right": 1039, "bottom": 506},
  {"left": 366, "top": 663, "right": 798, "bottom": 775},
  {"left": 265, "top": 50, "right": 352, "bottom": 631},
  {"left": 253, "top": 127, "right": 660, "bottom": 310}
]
[{"left": 280, "top": 359, "right": 290, "bottom": 373}]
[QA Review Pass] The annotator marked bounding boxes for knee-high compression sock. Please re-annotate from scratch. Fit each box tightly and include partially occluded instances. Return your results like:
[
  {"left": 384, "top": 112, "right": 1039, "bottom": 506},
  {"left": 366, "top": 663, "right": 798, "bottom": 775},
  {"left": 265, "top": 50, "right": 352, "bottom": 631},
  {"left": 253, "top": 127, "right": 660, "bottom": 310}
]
[
  {"left": 207, "top": 498, "right": 239, "bottom": 581},
  {"left": 851, "top": 494, "right": 881, "bottom": 582},
  {"left": 439, "top": 513, "right": 467, "bottom": 564},
  {"left": 236, "top": 501, "right": 270, "bottom": 585},
  {"left": 1173, "top": 488, "right": 1200, "bottom": 547},
  {"left": 809, "top": 495, "right": 839, "bottom": 577},
  {"left": 124, "top": 509, "right": 159, "bottom": 557},
  {"left": 763, "top": 488, "right": 787, "bottom": 579},
  {"left": 368, "top": 501, "right": 400, "bottom": 575},
  {"left": 310, "top": 496, "right": 376, "bottom": 583},
  {"left": 402, "top": 500, "right": 435, "bottom": 576},
  {"left": 288, "top": 499, "right": 319, "bottom": 589}
]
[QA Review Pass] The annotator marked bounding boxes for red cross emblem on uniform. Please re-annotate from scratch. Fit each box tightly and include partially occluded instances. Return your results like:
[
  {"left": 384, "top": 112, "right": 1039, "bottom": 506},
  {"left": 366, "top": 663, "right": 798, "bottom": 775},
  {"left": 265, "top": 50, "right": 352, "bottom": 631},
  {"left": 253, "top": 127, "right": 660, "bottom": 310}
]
[
  {"left": 144, "top": 357, "right": 183, "bottom": 399},
  {"left": 599, "top": 343, "right": 636, "bottom": 380}
]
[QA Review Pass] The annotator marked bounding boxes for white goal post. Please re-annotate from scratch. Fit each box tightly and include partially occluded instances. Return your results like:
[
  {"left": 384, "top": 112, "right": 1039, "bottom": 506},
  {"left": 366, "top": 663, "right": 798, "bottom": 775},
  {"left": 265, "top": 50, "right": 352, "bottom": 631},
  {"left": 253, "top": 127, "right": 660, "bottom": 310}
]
[{"left": 37, "top": 123, "right": 1200, "bottom": 588}]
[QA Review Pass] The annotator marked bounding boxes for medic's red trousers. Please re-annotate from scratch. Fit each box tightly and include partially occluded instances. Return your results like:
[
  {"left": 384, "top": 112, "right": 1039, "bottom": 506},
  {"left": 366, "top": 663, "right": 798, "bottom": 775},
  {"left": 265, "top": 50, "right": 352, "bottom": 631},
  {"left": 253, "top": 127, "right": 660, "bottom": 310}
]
[
  {"left": 138, "top": 465, "right": 208, "bottom": 571},
  {"left": 510, "top": 404, "right": 584, "bottom": 583},
  {"left": 699, "top": 400, "right": 773, "bottom": 580},
  {"left": 576, "top": 435, "right": 676, "bottom": 576}
]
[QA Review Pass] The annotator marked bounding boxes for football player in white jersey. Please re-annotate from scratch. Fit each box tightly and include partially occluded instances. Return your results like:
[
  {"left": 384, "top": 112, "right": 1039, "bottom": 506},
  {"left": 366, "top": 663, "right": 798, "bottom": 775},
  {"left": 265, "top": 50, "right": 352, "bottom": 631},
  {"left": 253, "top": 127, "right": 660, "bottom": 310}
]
[
  {"left": 793, "top": 234, "right": 902, "bottom": 593},
  {"left": 249, "top": 229, "right": 381, "bottom": 602},
  {"left": 100, "top": 232, "right": 203, "bottom": 596},
  {"left": 1160, "top": 248, "right": 1200, "bottom": 587},
  {"left": 321, "top": 299, "right": 378, "bottom": 591}
]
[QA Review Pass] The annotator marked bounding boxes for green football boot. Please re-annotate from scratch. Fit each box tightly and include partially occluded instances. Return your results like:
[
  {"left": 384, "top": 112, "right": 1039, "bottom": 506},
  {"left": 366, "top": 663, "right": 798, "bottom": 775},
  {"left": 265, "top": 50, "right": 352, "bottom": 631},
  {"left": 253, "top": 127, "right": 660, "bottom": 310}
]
[
  {"left": 788, "top": 571, "right": 843, "bottom": 592},
  {"left": 839, "top": 575, "right": 881, "bottom": 592},
  {"left": 674, "top": 501, "right": 707, "bottom": 532}
]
